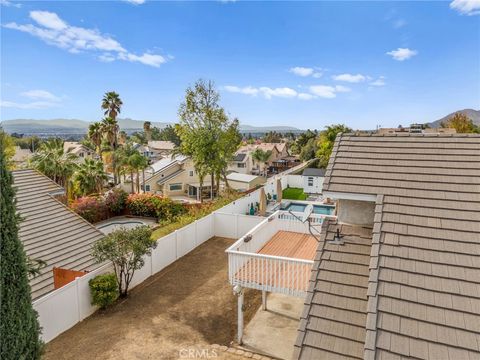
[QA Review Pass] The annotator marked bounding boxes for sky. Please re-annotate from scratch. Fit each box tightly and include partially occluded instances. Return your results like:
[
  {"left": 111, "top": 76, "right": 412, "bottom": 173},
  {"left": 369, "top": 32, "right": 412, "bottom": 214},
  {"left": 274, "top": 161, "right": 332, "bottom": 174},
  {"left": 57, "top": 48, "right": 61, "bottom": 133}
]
[{"left": 1, "top": 0, "right": 479, "bottom": 130}]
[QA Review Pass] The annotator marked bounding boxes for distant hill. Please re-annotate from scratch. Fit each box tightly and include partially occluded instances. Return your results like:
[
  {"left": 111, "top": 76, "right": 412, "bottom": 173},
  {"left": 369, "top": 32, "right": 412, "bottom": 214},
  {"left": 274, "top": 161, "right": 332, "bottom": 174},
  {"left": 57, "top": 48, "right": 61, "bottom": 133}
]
[
  {"left": 428, "top": 109, "right": 480, "bottom": 128},
  {"left": 0, "top": 118, "right": 301, "bottom": 135}
]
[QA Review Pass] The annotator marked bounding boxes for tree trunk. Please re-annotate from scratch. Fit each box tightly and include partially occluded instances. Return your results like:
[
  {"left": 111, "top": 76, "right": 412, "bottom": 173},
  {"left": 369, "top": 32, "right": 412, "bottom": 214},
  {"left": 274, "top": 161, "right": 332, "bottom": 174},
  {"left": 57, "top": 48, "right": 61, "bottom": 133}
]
[
  {"left": 136, "top": 170, "right": 140, "bottom": 193},
  {"left": 210, "top": 172, "right": 214, "bottom": 200},
  {"left": 130, "top": 171, "right": 134, "bottom": 194},
  {"left": 142, "top": 169, "right": 146, "bottom": 193},
  {"left": 222, "top": 171, "right": 230, "bottom": 190}
]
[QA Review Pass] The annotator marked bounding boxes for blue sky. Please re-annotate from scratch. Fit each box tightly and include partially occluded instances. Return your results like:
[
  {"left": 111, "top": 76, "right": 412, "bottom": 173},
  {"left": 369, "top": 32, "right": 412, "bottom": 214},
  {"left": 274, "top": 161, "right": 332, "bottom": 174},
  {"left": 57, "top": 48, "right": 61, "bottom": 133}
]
[{"left": 1, "top": 0, "right": 479, "bottom": 130}]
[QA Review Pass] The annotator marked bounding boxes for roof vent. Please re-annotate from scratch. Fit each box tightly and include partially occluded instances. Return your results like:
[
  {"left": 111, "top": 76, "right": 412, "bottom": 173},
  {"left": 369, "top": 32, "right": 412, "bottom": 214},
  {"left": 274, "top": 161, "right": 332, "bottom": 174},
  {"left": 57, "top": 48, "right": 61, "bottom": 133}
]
[{"left": 330, "top": 229, "right": 344, "bottom": 245}]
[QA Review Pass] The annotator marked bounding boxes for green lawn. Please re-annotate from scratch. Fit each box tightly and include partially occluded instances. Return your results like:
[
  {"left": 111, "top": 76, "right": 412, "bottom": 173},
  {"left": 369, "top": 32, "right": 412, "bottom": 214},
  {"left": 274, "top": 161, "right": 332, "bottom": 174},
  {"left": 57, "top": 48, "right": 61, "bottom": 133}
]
[{"left": 282, "top": 187, "right": 307, "bottom": 200}]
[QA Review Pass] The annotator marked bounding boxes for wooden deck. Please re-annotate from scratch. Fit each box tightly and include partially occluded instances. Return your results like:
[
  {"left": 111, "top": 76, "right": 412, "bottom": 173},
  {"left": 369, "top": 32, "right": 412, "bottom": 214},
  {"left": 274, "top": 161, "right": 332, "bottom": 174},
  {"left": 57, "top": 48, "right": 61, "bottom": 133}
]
[
  {"left": 233, "top": 231, "right": 318, "bottom": 295},
  {"left": 257, "top": 231, "right": 318, "bottom": 260}
]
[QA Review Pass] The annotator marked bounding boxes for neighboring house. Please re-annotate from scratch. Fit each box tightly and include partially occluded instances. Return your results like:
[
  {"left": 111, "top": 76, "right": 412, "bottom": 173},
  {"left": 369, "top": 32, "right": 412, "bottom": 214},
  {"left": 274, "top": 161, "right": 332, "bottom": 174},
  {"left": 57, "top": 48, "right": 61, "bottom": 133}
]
[
  {"left": 12, "top": 169, "right": 105, "bottom": 300},
  {"left": 141, "top": 155, "right": 211, "bottom": 201},
  {"left": 147, "top": 140, "right": 176, "bottom": 161},
  {"left": 224, "top": 172, "right": 266, "bottom": 191},
  {"left": 12, "top": 146, "right": 32, "bottom": 168},
  {"left": 133, "top": 143, "right": 156, "bottom": 162},
  {"left": 294, "top": 133, "right": 480, "bottom": 359},
  {"left": 228, "top": 142, "right": 289, "bottom": 176},
  {"left": 63, "top": 142, "right": 96, "bottom": 161},
  {"left": 301, "top": 168, "right": 325, "bottom": 194}
]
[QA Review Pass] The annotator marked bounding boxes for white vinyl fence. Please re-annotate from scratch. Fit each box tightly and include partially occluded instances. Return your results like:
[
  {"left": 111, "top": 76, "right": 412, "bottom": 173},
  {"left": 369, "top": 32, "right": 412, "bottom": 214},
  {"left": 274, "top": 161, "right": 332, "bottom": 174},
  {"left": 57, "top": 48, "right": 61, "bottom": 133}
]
[{"left": 33, "top": 211, "right": 263, "bottom": 343}]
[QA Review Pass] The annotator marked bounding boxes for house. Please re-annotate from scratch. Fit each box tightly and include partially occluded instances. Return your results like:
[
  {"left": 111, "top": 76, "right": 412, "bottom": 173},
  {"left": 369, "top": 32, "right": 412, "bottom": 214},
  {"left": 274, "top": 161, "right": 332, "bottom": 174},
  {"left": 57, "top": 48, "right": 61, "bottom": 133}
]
[
  {"left": 301, "top": 168, "right": 325, "bottom": 194},
  {"left": 294, "top": 133, "right": 480, "bottom": 359},
  {"left": 63, "top": 142, "right": 96, "bottom": 161},
  {"left": 12, "top": 169, "right": 105, "bottom": 300},
  {"left": 228, "top": 142, "right": 289, "bottom": 176},
  {"left": 147, "top": 140, "right": 176, "bottom": 161},
  {"left": 12, "top": 146, "right": 32, "bottom": 168},
  {"left": 141, "top": 155, "right": 212, "bottom": 201},
  {"left": 224, "top": 172, "right": 266, "bottom": 191}
]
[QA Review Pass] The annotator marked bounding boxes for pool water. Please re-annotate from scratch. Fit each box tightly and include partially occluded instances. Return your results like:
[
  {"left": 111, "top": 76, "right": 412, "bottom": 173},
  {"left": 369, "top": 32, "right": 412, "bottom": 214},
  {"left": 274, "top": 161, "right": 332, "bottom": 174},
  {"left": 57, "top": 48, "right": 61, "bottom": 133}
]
[
  {"left": 97, "top": 221, "right": 147, "bottom": 234},
  {"left": 282, "top": 202, "right": 335, "bottom": 215}
]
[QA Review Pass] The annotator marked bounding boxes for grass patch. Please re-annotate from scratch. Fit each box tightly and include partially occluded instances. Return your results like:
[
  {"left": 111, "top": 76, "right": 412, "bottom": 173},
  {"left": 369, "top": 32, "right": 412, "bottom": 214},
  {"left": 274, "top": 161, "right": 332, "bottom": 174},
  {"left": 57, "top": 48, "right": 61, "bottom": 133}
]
[
  {"left": 151, "top": 193, "right": 242, "bottom": 239},
  {"left": 282, "top": 187, "right": 307, "bottom": 200}
]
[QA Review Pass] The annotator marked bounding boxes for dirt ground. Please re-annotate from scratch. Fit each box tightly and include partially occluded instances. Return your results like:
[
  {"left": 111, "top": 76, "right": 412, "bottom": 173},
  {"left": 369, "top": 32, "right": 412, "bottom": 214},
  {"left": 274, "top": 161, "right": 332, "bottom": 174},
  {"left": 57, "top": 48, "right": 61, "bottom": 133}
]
[{"left": 44, "top": 237, "right": 262, "bottom": 360}]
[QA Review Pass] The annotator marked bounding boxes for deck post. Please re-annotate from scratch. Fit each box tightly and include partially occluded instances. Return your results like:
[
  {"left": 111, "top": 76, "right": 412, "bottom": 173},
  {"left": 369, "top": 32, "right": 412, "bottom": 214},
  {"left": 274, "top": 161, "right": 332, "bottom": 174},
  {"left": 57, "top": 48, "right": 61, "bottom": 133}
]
[
  {"left": 237, "top": 287, "right": 244, "bottom": 344},
  {"left": 262, "top": 290, "right": 267, "bottom": 311}
]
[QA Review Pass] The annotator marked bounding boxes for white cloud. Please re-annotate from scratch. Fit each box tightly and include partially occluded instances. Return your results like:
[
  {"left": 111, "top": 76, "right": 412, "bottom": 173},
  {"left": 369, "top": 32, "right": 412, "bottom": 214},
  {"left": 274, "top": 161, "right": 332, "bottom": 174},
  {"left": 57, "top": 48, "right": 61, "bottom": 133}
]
[
  {"left": 4, "top": 10, "right": 168, "bottom": 67},
  {"left": 290, "top": 66, "right": 323, "bottom": 78},
  {"left": 386, "top": 47, "right": 418, "bottom": 61},
  {"left": 123, "top": 0, "right": 146, "bottom": 4},
  {"left": 332, "top": 73, "right": 367, "bottom": 83},
  {"left": 298, "top": 93, "right": 315, "bottom": 100},
  {"left": 370, "top": 76, "right": 386, "bottom": 87},
  {"left": 223, "top": 86, "right": 259, "bottom": 96},
  {"left": 0, "top": 100, "right": 60, "bottom": 109},
  {"left": 21, "top": 89, "right": 61, "bottom": 101},
  {"left": 450, "top": 0, "right": 480, "bottom": 15},
  {"left": 1, "top": 0, "right": 21, "bottom": 7},
  {"left": 309, "top": 85, "right": 337, "bottom": 98},
  {"left": 259, "top": 87, "right": 297, "bottom": 99},
  {"left": 289, "top": 67, "right": 314, "bottom": 77},
  {"left": 335, "top": 85, "right": 351, "bottom": 93}
]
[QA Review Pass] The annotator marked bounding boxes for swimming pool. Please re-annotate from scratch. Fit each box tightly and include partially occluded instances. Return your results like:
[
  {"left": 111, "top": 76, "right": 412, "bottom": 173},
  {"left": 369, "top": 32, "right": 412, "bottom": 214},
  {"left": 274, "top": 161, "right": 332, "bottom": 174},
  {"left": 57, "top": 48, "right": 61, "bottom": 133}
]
[
  {"left": 281, "top": 202, "right": 335, "bottom": 215},
  {"left": 96, "top": 216, "right": 157, "bottom": 234}
]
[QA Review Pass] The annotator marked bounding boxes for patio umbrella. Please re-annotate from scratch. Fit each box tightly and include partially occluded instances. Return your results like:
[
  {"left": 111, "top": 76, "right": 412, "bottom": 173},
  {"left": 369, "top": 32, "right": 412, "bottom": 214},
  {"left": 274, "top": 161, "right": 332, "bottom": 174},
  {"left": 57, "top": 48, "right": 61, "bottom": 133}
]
[
  {"left": 259, "top": 187, "right": 266, "bottom": 216},
  {"left": 276, "top": 178, "right": 283, "bottom": 202}
]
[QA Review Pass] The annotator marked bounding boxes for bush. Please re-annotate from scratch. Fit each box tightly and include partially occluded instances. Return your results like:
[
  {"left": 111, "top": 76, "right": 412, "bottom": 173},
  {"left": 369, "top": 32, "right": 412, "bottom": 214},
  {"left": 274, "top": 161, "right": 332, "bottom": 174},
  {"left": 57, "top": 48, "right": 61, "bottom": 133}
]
[
  {"left": 126, "top": 193, "right": 186, "bottom": 221},
  {"left": 70, "top": 196, "right": 108, "bottom": 223},
  {"left": 104, "top": 188, "right": 128, "bottom": 215},
  {"left": 89, "top": 273, "right": 119, "bottom": 309}
]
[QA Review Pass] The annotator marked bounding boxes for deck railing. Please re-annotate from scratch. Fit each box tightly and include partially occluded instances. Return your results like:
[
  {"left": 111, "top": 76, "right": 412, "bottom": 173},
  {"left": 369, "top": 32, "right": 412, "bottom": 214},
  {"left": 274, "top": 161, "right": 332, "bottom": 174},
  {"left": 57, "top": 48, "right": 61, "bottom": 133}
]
[{"left": 226, "top": 211, "right": 336, "bottom": 297}]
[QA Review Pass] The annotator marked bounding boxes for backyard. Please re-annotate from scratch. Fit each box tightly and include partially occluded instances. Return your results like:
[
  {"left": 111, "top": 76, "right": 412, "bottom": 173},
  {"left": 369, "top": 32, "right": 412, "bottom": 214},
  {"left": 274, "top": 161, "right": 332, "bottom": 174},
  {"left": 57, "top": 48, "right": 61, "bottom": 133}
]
[
  {"left": 282, "top": 187, "right": 307, "bottom": 201},
  {"left": 44, "top": 237, "right": 261, "bottom": 360}
]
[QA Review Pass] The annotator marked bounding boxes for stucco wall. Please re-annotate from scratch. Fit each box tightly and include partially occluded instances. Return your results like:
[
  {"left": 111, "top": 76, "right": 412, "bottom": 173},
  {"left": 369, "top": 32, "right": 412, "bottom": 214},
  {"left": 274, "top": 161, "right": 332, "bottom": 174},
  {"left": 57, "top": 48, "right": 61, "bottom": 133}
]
[{"left": 337, "top": 199, "right": 375, "bottom": 226}]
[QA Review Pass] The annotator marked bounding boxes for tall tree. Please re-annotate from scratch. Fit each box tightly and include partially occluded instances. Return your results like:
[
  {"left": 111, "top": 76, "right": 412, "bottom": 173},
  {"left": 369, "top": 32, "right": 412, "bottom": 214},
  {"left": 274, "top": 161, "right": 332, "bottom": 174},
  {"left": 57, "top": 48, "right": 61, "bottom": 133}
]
[
  {"left": 151, "top": 124, "right": 181, "bottom": 146},
  {"left": 441, "top": 112, "right": 479, "bottom": 133},
  {"left": 74, "top": 159, "right": 108, "bottom": 196},
  {"left": 177, "top": 79, "right": 240, "bottom": 201},
  {"left": 101, "top": 117, "right": 120, "bottom": 184},
  {"left": 30, "top": 139, "right": 78, "bottom": 197},
  {"left": 143, "top": 121, "right": 152, "bottom": 141},
  {"left": 251, "top": 148, "right": 272, "bottom": 177},
  {"left": 316, "top": 124, "right": 352, "bottom": 168},
  {"left": 101, "top": 91, "right": 123, "bottom": 120},
  {"left": 88, "top": 122, "right": 103, "bottom": 159},
  {"left": 0, "top": 131, "right": 43, "bottom": 359}
]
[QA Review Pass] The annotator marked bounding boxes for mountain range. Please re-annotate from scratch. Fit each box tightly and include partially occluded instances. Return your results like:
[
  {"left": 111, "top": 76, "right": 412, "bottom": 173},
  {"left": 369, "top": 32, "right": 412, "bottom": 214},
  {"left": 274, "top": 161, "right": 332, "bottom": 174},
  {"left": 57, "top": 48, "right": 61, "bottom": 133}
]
[
  {"left": 428, "top": 109, "right": 479, "bottom": 127},
  {"left": 0, "top": 118, "right": 301, "bottom": 134}
]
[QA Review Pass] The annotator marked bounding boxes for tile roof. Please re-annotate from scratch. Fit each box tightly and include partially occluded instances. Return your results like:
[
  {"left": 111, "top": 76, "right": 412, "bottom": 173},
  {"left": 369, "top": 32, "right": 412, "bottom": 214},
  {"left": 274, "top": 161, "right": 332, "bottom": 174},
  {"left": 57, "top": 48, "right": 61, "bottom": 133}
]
[
  {"left": 147, "top": 140, "right": 176, "bottom": 150},
  {"left": 296, "top": 133, "right": 480, "bottom": 359},
  {"left": 233, "top": 153, "right": 247, "bottom": 162},
  {"left": 12, "top": 169, "right": 105, "bottom": 300},
  {"left": 302, "top": 168, "right": 326, "bottom": 177}
]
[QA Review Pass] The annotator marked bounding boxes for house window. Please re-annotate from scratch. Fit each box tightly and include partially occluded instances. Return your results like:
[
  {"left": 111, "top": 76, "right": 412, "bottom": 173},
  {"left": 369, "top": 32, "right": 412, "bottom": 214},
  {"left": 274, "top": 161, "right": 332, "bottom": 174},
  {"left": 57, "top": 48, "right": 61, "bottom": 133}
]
[
  {"left": 79, "top": 152, "right": 84, "bottom": 158},
  {"left": 145, "top": 185, "right": 151, "bottom": 192},
  {"left": 169, "top": 183, "right": 182, "bottom": 191},
  {"left": 189, "top": 170, "right": 194, "bottom": 176},
  {"left": 237, "top": 163, "right": 246, "bottom": 168},
  {"left": 308, "top": 177, "right": 314, "bottom": 186}
]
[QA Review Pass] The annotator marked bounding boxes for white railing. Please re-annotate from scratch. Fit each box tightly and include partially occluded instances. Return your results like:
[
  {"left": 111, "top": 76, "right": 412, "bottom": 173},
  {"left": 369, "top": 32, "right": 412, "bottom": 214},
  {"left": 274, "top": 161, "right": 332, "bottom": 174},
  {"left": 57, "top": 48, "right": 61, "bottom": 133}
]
[{"left": 226, "top": 211, "right": 337, "bottom": 297}]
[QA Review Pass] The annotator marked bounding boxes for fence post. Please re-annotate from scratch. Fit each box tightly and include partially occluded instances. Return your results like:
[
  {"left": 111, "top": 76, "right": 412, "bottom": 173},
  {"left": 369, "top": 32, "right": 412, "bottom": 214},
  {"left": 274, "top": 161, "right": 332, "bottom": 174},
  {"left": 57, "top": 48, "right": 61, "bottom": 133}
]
[
  {"left": 235, "top": 214, "right": 239, "bottom": 238},
  {"left": 174, "top": 230, "right": 178, "bottom": 259},
  {"left": 194, "top": 220, "right": 198, "bottom": 246},
  {"left": 75, "top": 277, "right": 81, "bottom": 322}
]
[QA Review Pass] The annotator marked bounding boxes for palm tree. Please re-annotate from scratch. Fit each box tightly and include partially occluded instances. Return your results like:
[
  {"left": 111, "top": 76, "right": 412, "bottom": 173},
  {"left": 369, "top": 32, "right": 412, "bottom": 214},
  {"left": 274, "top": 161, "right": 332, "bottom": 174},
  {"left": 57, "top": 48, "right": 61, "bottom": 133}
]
[
  {"left": 88, "top": 122, "right": 103, "bottom": 159},
  {"left": 30, "top": 139, "right": 78, "bottom": 197},
  {"left": 136, "top": 154, "right": 149, "bottom": 193},
  {"left": 251, "top": 149, "right": 272, "bottom": 177},
  {"left": 143, "top": 121, "right": 152, "bottom": 142},
  {"left": 74, "top": 158, "right": 108, "bottom": 196},
  {"left": 118, "top": 130, "right": 128, "bottom": 145},
  {"left": 101, "top": 117, "right": 120, "bottom": 184},
  {"left": 101, "top": 91, "right": 123, "bottom": 120}
]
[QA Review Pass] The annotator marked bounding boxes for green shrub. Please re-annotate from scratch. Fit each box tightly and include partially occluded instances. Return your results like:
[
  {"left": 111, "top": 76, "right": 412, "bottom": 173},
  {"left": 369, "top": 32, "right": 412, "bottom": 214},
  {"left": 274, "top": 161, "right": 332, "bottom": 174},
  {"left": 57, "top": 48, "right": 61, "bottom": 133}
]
[
  {"left": 104, "top": 188, "right": 128, "bottom": 215},
  {"left": 70, "top": 196, "right": 108, "bottom": 223},
  {"left": 126, "top": 193, "right": 186, "bottom": 221},
  {"left": 89, "top": 273, "right": 119, "bottom": 309}
]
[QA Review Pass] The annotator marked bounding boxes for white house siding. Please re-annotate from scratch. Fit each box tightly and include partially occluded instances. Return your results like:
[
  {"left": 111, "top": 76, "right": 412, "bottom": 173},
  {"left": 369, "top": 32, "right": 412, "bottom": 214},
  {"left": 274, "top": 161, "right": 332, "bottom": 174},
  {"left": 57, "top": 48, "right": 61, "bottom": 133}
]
[{"left": 303, "top": 176, "right": 324, "bottom": 194}]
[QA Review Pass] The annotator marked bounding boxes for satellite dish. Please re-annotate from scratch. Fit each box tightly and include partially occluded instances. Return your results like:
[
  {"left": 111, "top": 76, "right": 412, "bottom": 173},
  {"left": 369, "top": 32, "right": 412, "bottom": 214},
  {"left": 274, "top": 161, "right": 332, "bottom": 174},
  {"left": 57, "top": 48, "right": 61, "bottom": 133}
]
[{"left": 301, "top": 204, "right": 313, "bottom": 223}]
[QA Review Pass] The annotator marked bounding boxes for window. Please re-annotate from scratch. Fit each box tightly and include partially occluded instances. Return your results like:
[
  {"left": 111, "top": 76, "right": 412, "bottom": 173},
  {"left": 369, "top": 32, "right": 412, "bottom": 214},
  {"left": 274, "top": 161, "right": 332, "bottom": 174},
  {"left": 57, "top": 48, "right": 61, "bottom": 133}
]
[
  {"left": 79, "top": 152, "right": 84, "bottom": 158},
  {"left": 145, "top": 185, "right": 151, "bottom": 192},
  {"left": 308, "top": 177, "right": 314, "bottom": 186},
  {"left": 169, "top": 183, "right": 182, "bottom": 191},
  {"left": 189, "top": 170, "right": 194, "bottom": 176},
  {"left": 237, "top": 163, "right": 246, "bottom": 168}
]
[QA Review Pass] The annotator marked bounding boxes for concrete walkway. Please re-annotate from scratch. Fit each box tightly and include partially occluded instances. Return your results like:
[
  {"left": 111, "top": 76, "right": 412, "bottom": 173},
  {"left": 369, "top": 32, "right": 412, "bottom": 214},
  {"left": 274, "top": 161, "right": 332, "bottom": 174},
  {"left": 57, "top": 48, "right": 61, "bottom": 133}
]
[{"left": 241, "top": 293, "right": 304, "bottom": 360}]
